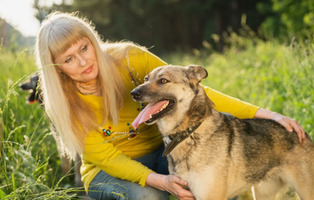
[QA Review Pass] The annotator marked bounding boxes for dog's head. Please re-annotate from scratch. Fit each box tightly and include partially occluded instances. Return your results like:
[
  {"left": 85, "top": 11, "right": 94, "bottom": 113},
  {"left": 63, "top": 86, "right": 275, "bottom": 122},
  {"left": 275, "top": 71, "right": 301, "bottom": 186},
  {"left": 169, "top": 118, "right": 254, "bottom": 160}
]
[
  {"left": 131, "top": 65, "right": 208, "bottom": 130},
  {"left": 19, "top": 75, "right": 43, "bottom": 104}
]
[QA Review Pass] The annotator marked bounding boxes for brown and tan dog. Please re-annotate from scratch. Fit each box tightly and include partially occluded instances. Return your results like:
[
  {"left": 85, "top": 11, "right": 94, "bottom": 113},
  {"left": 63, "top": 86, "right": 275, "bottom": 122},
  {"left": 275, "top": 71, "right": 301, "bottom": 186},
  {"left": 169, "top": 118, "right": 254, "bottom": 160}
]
[{"left": 131, "top": 65, "right": 314, "bottom": 200}]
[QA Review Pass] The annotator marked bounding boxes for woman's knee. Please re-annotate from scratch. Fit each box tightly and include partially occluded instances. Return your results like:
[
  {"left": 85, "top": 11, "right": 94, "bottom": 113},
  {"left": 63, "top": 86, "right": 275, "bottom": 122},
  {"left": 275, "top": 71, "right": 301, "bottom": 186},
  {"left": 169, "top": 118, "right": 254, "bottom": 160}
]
[
  {"left": 88, "top": 170, "right": 168, "bottom": 200},
  {"left": 88, "top": 182, "right": 168, "bottom": 200},
  {"left": 88, "top": 182, "right": 129, "bottom": 200},
  {"left": 128, "top": 186, "right": 168, "bottom": 200}
]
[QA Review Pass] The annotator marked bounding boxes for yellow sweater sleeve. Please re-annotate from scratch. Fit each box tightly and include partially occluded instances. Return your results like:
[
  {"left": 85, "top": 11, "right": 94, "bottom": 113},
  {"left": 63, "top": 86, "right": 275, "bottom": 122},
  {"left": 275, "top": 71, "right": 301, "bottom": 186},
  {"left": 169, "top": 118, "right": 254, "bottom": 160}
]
[
  {"left": 203, "top": 85, "right": 259, "bottom": 119},
  {"left": 83, "top": 130, "right": 153, "bottom": 187},
  {"left": 127, "top": 46, "right": 168, "bottom": 80}
]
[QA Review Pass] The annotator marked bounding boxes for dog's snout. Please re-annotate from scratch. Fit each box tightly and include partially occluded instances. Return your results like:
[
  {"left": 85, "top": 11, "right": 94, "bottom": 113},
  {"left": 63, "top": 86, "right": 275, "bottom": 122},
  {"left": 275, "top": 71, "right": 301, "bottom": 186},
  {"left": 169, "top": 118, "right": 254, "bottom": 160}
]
[
  {"left": 19, "top": 82, "right": 33, "bottom": 91},
  {"left": 131, "top": 88, "right": 142, "bottom": 100}
]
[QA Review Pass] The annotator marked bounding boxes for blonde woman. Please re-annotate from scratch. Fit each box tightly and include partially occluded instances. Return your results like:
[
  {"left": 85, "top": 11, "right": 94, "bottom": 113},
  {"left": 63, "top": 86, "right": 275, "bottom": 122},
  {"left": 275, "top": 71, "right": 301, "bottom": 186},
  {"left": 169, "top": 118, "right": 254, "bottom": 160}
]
[{"left": 35, "top": 12, "right": 305, "bottom": 200}]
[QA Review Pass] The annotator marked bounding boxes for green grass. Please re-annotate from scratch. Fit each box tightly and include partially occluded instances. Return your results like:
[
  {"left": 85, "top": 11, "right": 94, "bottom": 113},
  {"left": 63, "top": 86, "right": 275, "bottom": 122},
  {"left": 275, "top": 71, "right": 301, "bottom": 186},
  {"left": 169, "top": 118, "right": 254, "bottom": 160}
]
[
  {"left": 1, "top": 32, "right": 313, "bottom": 199},
  {"left": 0, "top": 47, "right": 84, "bottom": 199}
]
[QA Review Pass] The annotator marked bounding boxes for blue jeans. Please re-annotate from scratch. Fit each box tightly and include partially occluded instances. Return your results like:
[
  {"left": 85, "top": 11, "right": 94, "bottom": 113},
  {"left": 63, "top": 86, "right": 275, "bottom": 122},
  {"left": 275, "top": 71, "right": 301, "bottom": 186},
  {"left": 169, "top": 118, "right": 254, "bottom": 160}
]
[{"left": 88, "top": 145, "right": 169, "bottom": 200}]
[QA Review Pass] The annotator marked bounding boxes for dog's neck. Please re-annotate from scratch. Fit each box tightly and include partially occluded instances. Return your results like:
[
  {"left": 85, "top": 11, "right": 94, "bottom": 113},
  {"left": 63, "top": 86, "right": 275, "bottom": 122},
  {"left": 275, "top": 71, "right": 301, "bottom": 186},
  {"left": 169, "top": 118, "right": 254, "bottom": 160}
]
[
  {"left": 163, "top": 88, "right": 213, "bottom": 156},
  {"left": 163, "top": 121, "right": 203, "bottom": 156},
  {"left": 160, "top": 86, "right": 214, "bottom": 155},
  {"left": 162, "top": 86, "right": 213, "bottom": 133}
]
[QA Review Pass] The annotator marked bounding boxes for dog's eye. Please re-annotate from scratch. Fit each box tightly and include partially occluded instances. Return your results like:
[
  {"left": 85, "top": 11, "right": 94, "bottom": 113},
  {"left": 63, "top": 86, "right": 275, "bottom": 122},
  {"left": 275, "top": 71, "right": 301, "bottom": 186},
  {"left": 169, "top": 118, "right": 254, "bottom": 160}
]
[
  {"left": 159, "top": 78, "right": 170, "bottom": 84},
  {"left": 144, "top": 76, "right": 149, "bottom": 82}
]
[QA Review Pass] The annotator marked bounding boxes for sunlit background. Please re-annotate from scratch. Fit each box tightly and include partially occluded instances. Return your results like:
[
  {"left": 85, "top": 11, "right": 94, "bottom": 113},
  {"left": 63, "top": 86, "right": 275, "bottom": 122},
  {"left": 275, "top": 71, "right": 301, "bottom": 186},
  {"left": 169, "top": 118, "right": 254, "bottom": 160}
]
[
  {"left": 0, "top": 0, "right": 62, "bottom": 37},
  {"left": 1, "top": 0, "right": 313, "bottom": 53},
  {"left": 0, "top": 1, "right": 313, "bottom": 199}
]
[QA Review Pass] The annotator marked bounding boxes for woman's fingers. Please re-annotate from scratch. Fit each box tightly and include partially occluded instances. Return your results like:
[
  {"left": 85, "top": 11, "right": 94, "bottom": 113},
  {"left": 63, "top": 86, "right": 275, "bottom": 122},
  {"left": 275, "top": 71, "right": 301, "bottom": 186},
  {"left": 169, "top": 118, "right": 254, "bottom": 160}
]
[
  {"left": 285, "top": 118, "right": 306, "bottom": 143},
  {"left": 166, "top": 175, "right": 195, "bottom": 200},
  {"left": 275, "top": 116, "right": 306, "bottom": 143}
]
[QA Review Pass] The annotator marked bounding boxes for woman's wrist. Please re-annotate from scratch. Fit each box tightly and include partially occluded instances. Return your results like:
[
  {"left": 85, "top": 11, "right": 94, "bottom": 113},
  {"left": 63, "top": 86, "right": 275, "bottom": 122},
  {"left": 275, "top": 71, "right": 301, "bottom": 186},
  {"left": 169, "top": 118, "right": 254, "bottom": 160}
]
[
  {"left": 146, "top": 173, "right": 166, "bottom": 191},
  {"left": 254, "top": 108, "right": 276, "bottom": 119}
]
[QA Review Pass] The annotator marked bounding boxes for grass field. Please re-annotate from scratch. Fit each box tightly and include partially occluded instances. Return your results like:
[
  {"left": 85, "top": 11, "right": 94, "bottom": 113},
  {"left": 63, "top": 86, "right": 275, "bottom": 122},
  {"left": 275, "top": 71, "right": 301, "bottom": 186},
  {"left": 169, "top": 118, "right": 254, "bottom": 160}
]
[{"left": 0, "top": 33, "right": 313, "bottom": 199}]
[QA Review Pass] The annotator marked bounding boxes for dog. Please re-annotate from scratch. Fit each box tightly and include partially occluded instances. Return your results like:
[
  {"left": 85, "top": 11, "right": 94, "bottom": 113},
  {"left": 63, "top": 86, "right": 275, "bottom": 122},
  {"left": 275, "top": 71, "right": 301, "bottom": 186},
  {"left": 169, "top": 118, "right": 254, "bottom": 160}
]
[
  {"left": 131, "top": 65, "right": 314, "bottom": 200},
  {"left": 19, "top": 75, "right": 83, "bottom": 187},
  {"left": 19, "top": 75, "right": 43, "bottom": 104}
]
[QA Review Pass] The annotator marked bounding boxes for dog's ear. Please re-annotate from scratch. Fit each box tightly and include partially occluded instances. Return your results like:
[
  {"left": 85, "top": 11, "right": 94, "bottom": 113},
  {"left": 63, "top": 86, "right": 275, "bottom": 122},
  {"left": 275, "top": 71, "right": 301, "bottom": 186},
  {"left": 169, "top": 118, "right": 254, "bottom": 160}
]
[{"left": 186, "top": 65, "right": 208, "bottom": 86}]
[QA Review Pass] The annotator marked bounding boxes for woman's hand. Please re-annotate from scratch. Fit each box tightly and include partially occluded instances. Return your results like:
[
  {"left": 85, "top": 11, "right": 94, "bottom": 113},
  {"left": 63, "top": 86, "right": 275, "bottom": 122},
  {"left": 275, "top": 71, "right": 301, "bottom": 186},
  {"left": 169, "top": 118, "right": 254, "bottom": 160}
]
[
  {"left": 146, "top": 173, "right": 195, "bottom": 200},
  {"left": 254, "top": 108, "right": 306, "bottom": 143}
]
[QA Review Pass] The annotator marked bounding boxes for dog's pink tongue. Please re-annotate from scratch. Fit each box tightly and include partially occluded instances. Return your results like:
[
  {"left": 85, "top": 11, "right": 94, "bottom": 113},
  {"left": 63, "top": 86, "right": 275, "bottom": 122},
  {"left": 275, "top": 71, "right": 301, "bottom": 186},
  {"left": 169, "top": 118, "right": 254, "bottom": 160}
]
[{"left": 132, "top": 100, "right": 169, "bottom": 129}]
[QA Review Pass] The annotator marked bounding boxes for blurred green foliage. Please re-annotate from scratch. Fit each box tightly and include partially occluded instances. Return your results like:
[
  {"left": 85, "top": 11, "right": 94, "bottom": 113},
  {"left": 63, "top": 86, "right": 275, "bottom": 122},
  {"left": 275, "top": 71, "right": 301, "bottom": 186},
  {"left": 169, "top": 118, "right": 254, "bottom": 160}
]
[
  {"left": 258, "top": 0, "right": 314, "bottom": 40},
  {"left": 34, "top": 0, "right": 313, "bottom": 53},
  {"left": 34, "top": 0, "right": 266, "bottom": 52},
  {"left": 0, "top": 47, "right": 84, "bottom": 199}
]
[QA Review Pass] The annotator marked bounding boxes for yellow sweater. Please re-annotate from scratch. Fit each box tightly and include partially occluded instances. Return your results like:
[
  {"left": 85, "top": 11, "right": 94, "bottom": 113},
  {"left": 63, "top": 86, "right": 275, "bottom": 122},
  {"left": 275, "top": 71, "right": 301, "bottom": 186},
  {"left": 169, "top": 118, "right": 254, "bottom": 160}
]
[{"left": 80, "top": 46, "right": 259, "bottom": 192}]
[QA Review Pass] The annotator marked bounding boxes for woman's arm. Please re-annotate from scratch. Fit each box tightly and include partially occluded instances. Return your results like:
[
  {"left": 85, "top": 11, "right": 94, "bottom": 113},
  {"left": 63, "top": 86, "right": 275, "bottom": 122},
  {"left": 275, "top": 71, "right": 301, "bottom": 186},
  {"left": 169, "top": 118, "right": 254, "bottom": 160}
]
[
  {"left": 126, "top": 45, "right": 168, "bottom": 81},
  {"left": 84, "top": 130, "right": 154, "bottom": 186},
  {"left": 203, "top": 86, "right": 306, "bottom": 143},
  {"left": 203, "top": 86, "right": 259, "bottom": 118}
]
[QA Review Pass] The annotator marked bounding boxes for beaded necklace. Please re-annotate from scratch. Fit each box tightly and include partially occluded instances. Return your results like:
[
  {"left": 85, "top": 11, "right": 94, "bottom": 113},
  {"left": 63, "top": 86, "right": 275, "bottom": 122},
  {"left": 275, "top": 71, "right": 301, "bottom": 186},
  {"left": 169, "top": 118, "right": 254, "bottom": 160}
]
[{"left": 100, "top": 50, "right": 144, "bottom": 140}]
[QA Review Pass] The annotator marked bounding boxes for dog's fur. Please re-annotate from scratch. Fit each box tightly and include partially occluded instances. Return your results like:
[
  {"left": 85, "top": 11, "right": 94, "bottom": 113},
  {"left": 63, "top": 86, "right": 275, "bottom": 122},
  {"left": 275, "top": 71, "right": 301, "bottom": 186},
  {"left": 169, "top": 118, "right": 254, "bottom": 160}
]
[
  {"left": 19, "top": 75, "right": 43, "bottom": 104},
  {"left": 131, "top": 65, "right": 314, "bottom": 200}
]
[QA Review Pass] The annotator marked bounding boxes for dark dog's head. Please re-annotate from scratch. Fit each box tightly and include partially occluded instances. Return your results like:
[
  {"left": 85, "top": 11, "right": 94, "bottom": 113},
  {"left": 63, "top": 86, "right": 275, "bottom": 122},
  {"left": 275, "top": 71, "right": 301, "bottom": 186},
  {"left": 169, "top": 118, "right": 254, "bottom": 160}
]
[
  {"left": 19, "top": 75, "right": 43, "bottom": 104},
  {"left": 131, "top": 65, "right": 208, "bottom": 131}
]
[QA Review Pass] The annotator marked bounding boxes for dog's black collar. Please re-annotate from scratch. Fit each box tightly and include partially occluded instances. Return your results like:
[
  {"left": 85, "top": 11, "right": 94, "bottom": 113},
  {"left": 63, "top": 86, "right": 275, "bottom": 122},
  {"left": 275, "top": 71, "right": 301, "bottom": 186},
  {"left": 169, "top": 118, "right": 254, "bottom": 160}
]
[{"left": 163, "top": 122, "right": 202, "bottom": 156}]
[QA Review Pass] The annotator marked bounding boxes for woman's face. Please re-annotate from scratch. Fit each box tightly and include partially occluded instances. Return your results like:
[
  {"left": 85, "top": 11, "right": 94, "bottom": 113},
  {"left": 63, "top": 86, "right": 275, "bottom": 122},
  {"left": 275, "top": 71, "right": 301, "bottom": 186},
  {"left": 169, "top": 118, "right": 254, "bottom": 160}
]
[{"left": 55, "top": 37, "right": 99, "bottom": 83}]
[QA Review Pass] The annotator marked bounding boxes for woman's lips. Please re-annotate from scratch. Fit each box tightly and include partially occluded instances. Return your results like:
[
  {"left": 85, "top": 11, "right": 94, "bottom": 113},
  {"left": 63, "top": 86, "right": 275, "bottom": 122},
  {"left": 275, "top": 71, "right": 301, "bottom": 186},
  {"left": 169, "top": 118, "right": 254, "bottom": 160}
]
[{"left": 82, "top": 65, "right": 93, "bottom": 74}]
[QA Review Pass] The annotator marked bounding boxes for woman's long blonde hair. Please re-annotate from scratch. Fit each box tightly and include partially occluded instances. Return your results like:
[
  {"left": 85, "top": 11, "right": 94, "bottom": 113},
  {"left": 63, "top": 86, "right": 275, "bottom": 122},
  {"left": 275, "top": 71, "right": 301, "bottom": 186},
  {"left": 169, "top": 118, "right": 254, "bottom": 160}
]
[{"left": 35, "top": 12, "right": 134, "bottom": 159}]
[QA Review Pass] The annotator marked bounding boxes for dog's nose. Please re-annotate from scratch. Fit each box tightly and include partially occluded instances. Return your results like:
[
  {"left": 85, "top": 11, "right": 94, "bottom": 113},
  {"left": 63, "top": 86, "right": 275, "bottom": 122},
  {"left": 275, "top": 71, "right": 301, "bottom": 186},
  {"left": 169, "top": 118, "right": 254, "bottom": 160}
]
[{"left": 131, "top": 88, "right": 142, "bottom": 100}]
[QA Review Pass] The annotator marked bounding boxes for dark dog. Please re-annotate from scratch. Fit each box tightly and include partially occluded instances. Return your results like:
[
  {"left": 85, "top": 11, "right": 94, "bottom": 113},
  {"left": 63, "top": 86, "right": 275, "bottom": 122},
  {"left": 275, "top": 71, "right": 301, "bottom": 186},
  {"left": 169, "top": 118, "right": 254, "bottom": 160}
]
[
  {"left": 19, "top": 75, "right": 43, "bottom": 104},
  {"left": 131, "top": 65, "right": 314, "bottom": 200},
  {"left": 20, "top": 75, "right": 83, "bottom": 187}
]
